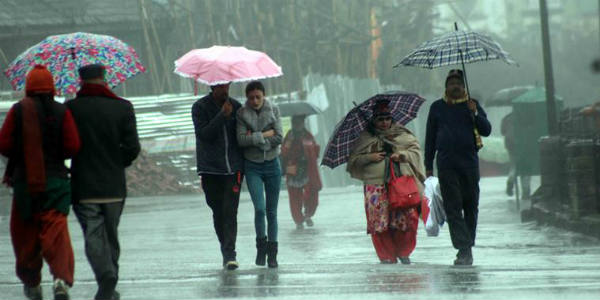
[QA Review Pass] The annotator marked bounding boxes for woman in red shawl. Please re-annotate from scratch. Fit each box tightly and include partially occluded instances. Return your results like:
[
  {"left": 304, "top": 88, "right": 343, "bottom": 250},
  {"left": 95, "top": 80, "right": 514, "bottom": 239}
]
[
  {"left": 0, "top": 65, "right": 80, "bottom": 300},
  {"left": 281, "top": 115, "right": 322, "bottom": 229}
]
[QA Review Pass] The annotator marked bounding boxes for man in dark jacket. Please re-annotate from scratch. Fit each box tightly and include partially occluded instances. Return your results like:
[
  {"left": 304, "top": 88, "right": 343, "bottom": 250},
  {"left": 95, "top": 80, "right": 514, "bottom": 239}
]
[
  {"left": 424, "top": 69, "right": 492, "bottom": 266},
  {"left": 67, "top": 64, "right": 140, "bottom": 300},
  {"left": 191, "top": 83, "right": 244, "bottom": 270}
]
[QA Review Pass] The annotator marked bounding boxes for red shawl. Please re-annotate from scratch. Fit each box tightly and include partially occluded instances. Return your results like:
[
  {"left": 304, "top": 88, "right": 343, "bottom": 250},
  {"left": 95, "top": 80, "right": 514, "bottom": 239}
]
[
  {"left": 281, "top": 129, "right": 322, "bottom": 191},
  {"left": 21, "top": 97, "right": 46, "bottom": 195}
]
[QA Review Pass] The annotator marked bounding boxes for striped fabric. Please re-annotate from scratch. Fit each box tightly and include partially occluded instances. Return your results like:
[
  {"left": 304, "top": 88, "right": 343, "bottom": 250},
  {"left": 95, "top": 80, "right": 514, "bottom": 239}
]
[
  {"left": 321, "top": 92, "right": 425, "bottom": 169},
  {"left": 395, "top": 31, "right": 516, "bottom": 69}
]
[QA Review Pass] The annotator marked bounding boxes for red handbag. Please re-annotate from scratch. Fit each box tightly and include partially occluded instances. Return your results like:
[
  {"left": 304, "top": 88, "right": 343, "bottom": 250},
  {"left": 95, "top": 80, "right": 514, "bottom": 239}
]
[{"left": 387, "top": 160, "right": 420, "bottom": 209}]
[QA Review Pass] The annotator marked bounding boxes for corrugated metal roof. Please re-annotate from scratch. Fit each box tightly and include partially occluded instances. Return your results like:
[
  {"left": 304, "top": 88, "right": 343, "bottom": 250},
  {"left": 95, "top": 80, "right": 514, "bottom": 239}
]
[{"left": 129, "top": 93, "right": 199, "bottom": 140}]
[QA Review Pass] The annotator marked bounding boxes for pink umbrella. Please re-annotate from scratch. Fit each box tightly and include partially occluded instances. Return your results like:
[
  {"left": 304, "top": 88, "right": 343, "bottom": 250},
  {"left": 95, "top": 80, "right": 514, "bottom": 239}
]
[{"left": 174, "top": 46, "right": 283, "bottom": 87}]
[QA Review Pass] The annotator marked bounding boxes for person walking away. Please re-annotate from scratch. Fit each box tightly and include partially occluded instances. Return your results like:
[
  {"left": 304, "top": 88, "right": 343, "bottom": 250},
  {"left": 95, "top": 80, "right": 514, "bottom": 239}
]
[
  {"left": 236, "top": 81, "right": 283, "bottom": 268},
  {"left": 192, "top": 82, "right": 244, "bottom": 270},
  {"left": 0, "top": 65, "right": 80, "bottom": 300},
  {"left": 67, "top": 64, "right": 140, "bottom": 300},
  {"left": 347, "top": 99, "right": 425, "bottom": 265},
  {"left": 424, "top": 69, "right": 492, "bottom": 266},
  {"left": 501, "top": 112, "right": 531, "bottom": 198},
  {"left": 280, "top": 115, "right": 322, "bottom": 229}
]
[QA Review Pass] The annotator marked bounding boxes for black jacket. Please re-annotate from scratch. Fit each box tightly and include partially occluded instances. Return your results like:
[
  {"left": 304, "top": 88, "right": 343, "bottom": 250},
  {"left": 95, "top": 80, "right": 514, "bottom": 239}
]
[
  {"left": 191, "top": 93, "right": 244, "bottom": 175},
  {"left": 66, "top": 93, "right": 140, "bottom": 202},
  {"left": 424, "top": 99, "right": 492, "bottom": 171}
]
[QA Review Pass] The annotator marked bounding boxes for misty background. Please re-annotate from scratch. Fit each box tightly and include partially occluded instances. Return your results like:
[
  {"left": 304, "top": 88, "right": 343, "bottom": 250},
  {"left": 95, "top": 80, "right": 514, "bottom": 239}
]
[{"left": 0, "top": 0, "right": 598, "bottom": 191}]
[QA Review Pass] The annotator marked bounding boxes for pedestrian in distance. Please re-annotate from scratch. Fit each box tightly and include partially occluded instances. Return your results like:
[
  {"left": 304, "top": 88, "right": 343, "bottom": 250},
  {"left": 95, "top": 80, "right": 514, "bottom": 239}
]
[
  {"left": 280, "top": 115, "right": 322, "bottom": 230},
  {"left": 424, "top": 69, "right": 492, "bottom": 266},
  {"left": 192, "top": 82, "right": 245, "bottom": 270},
  {"left": 237, "top": 81, "right": 283, "bottom": 268},
  {"left": 347, "top": 99, "right": 426, "bottom": 265},
  {"left": 0, "top": 65, "right": 81, "bottom": 300},
  {"left": 501, "top": 112, "right": 531, "bottom": 199},
  {"left": 67, "top": 64, "right": 141, "bottom": 300}
]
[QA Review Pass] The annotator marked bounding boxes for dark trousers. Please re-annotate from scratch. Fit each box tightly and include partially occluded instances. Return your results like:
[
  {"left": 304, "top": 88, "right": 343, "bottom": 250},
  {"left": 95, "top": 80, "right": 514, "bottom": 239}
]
[
  {"left": 201, "top": 174, "right": 242, "bottom": 262},
  {"left": 73, "top": 202, "right": 124, "bottom": 285},
  {"left": 438, "top": 168, "right": 480, "bottom": 250}
]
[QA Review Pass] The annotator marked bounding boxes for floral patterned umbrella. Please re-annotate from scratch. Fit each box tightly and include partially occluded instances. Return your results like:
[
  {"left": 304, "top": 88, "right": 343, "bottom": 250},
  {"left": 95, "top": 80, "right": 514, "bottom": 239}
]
[{"left": 4, "top": 32, "right": 145, "bottom": 95}]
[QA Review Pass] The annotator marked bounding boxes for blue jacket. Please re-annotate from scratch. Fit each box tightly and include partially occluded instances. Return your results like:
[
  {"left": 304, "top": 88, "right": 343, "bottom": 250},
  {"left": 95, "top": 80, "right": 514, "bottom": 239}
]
[
  {"left": 192, "top": 93, "right": 244, "bottom": 175},
  {"left": 424, "top": 99, "right": 492, "bottom": 171}
]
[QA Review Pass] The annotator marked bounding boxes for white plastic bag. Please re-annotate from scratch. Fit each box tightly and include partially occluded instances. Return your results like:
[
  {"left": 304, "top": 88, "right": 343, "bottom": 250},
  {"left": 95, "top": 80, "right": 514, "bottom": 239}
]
[{"left": 423, "top": 176, "right": 446, "bottom": 237}]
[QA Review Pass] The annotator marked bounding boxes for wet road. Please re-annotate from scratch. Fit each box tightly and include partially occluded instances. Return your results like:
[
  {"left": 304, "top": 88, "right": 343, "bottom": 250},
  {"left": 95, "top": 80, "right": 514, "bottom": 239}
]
[{"left": 1, "top": 176, "right": 599, "bottom": 299}]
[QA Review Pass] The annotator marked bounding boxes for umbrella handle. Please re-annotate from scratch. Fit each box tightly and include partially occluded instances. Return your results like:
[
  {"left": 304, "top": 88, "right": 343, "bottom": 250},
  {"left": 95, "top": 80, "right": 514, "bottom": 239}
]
[{"left": 454, "top": 22, "right": 473, "bottom": 111}]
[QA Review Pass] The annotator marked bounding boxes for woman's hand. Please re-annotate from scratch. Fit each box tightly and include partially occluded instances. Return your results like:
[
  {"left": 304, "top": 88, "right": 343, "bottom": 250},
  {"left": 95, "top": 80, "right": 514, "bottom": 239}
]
[
  {"left": 390, "top": 153, "right": 407, "bottom": 163},
  {"left": 368, "top": 152, "right": 386, "bottom": 162},
  {"left": 286, "top": 165, "right": 297, "bottom": 176},
  {"left": 262, "top": 129, "right": 275, "bottom": 138}
]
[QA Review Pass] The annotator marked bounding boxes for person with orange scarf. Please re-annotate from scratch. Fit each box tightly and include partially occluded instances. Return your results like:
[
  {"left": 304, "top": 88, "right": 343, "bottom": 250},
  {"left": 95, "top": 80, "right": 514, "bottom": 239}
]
[
  {"left": 0, "top": 65, "right": 81, "bottom": 300},
  {"left": 424, "top": 69, "right": 492, "bottom": 266},
  {"left": 281, "top": 115, "right": 322, "bottom": 230}
]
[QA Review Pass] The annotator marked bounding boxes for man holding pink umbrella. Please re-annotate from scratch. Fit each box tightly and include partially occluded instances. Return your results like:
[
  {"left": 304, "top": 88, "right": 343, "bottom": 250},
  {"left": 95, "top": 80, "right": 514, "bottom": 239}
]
[
  {"left": 191, "top": 83, "right": 244, "bottom": 270},
  {"left": 179, "top": 46, "right": 283, "bottom": 270}
]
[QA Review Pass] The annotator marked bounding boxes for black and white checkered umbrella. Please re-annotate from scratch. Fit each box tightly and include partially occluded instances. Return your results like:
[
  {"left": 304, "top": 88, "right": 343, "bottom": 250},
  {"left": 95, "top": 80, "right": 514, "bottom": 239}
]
[{"left": 395, "top": 30, "right": 517, "bottom": 69}]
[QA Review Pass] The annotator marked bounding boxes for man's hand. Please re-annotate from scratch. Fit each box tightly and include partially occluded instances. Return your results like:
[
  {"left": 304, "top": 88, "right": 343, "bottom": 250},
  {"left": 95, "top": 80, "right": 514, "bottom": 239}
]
[
  {"left": 426, "top": 170, "right": 433, "bottom": 178},
  {"left": 368, "top": 152, "right": 386, "bottom": 162},
  {"left": 262, "top": 129, "right": 275, "bottom": 138},
  {"left": 222, "top": 100, "right": 233, "bottom": 118},
  {"left": 467, "top": 99, "right": 477, "bottom": 114},
  {"left": 390, "top": 153, "right": 407, "bottom": 163}
]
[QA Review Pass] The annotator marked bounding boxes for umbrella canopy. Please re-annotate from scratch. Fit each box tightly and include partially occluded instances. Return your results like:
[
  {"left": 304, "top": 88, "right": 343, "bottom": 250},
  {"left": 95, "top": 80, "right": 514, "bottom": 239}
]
[
  {"left": 4, "top": 32, "right": 145, "bottom": 95},
  {"left": 395, "top": 30, "right": 517, "bottom": 69},
  {"left": 277, "top": 101, "right": 321, "bottom": 117},
  {"left": 321, "top": 91, "right": 425, "bottom": 169},
  {"left": 512, "top": 87, "right": 562, "bottom": 104},
  {"left": 174, "top": 46, "right": 283, "bottom": 85},
  {"left": 486, "top": 85, "right": 535, "bottom": 107}
]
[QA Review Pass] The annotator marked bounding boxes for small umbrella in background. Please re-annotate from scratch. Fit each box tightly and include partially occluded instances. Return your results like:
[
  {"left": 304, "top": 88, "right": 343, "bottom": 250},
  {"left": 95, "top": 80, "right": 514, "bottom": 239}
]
[
  {"left": 321, "top": 91, "right": 425, "bottom": 169},
  {"left": 277, "top": 101, "right": 321, "bottom": 117},
  {"left": 486, "top": 85, "right": 535, "bottom": 107},
  {"left": 395, "top": 23, "right": 517, "bottom": 98},
  {"left": 174, "top": 46, "right": 283, "bottom": 94},
  {"left": 3, "top": 32, "right": 145, "bottom": 95}
]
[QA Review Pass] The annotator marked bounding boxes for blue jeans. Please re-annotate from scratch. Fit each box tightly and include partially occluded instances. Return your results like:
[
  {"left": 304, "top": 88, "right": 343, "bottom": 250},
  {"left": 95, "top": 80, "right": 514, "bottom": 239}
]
[{"left": 245, "top": 158, "right": 282, "bottom": 242}]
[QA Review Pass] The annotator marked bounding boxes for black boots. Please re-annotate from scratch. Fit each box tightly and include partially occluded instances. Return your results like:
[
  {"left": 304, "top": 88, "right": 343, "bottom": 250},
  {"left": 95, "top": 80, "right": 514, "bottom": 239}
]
[
  {"left": 255, "top": 237, "right": 268, "bottom": 266},
  {"left": 267, "top": 241, "right": 278, "bottom": 268},
  {"left": 257, "top": 238, "right": 278, "bottom": 268}
]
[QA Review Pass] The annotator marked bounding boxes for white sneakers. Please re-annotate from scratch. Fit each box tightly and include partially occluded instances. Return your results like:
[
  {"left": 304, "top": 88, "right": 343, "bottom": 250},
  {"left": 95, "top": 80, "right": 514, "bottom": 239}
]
[
  {"left": 53, "top": 279, "right": 70, "bottom": 300},
  {"left": 225, "top": 260, "right": 239, "bottom": 270}
]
